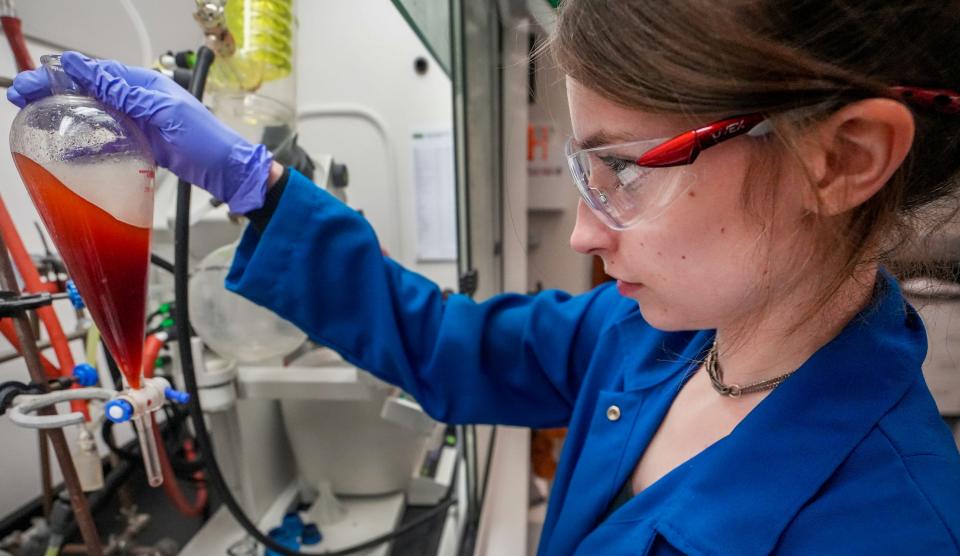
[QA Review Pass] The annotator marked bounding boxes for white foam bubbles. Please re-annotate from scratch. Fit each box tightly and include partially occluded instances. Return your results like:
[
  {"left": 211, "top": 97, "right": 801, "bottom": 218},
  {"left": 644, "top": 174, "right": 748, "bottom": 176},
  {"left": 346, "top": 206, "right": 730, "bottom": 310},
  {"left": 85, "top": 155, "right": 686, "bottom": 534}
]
[{"left": 41, "top": 158, "right": 155, "bottom": 229}]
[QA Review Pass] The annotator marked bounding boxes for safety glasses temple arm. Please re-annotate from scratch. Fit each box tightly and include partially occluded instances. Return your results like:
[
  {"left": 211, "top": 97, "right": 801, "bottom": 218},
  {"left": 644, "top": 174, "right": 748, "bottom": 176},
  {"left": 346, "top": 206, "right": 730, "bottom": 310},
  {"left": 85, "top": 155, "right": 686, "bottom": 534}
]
[
  {"left": 890, "top": 86, "right": 960, "bottom": 114},
  {"left": 636, "top": 113, "right": 767, "bottom": 168}
]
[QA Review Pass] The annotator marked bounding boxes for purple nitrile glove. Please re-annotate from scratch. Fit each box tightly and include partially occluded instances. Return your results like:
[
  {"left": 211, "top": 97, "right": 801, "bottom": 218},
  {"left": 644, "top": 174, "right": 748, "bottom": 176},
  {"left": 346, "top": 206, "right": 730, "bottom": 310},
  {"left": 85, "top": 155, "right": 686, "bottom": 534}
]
[{"left": 6, "top": 51, "right": 271, "bottom": 213}]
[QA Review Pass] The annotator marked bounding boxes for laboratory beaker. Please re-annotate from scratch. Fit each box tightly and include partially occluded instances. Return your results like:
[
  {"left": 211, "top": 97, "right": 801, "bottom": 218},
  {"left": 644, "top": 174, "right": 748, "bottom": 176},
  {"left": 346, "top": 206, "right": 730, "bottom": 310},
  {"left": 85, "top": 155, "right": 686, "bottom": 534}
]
[{"left": 9, "top": 54, "right": 156, "bottom": 390}]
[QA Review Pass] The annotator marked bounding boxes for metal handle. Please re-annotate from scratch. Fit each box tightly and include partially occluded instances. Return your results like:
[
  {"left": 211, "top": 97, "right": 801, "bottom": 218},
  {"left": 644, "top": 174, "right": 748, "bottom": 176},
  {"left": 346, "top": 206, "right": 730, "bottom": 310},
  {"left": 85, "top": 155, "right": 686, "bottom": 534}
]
[{"left": 8, "top": 388, "right": 114, "bottom": 429}]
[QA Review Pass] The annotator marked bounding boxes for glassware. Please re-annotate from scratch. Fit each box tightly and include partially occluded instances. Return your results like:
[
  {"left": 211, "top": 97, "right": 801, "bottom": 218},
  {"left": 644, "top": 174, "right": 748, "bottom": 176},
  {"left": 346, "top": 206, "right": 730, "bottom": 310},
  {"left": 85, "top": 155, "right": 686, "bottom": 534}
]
[
  {"left": 9, "top": 54, "right": 156, "bottom": 389},
  {"left": 10, "top": 54, "right": 163, "bottom": 486},
  {"left": 207, "top": 0, "right": 298, "bottom": 166},
  {"left": 189, "top": 242, "right": 306, "bottom": 363},
  {"left": 209, "top": 0, "right": 295, "bottom": 92}
]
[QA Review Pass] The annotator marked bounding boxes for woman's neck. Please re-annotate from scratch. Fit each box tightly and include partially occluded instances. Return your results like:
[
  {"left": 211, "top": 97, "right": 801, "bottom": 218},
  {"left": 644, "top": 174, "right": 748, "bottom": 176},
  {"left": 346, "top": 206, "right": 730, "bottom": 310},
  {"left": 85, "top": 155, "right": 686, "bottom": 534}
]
[{"left": 712, "top": 264, "right": 880, "bottom": 388}]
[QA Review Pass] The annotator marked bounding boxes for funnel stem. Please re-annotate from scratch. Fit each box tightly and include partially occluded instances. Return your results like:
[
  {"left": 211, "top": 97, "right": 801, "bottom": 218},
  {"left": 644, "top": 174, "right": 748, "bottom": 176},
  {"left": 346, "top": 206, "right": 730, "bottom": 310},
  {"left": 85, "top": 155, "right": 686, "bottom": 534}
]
[{"left": 134, "top": 413, "right": 164, "bottom": 487}]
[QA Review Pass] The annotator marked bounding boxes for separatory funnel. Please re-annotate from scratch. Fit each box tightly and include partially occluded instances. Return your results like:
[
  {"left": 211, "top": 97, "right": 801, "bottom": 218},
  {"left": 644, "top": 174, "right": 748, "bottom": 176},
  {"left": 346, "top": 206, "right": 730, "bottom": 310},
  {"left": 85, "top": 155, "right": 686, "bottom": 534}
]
[{"left": 9, "top": 54, "right": 165, "bottom": 486}]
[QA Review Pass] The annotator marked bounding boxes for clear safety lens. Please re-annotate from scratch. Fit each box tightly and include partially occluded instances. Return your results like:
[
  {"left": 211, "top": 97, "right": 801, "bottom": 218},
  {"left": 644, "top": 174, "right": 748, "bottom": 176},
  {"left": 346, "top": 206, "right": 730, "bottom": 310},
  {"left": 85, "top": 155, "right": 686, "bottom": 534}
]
[{"left": 565, "top": 138, "right": 694, "bottom": 229}]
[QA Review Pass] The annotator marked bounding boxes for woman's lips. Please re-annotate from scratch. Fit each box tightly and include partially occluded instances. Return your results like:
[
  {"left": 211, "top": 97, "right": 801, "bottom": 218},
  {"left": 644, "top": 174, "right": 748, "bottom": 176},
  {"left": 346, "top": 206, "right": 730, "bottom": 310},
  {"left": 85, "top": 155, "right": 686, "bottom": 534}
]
[{"left": 616, "top": 280, "right": 644, "bottom": 296}]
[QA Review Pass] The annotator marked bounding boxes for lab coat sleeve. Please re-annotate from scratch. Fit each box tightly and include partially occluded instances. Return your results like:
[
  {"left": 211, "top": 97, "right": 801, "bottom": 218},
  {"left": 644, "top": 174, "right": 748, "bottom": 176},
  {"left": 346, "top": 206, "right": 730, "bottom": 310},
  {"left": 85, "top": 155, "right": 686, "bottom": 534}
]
[{"left": 225, "top": 170, "right": 623, "bottom": 427}]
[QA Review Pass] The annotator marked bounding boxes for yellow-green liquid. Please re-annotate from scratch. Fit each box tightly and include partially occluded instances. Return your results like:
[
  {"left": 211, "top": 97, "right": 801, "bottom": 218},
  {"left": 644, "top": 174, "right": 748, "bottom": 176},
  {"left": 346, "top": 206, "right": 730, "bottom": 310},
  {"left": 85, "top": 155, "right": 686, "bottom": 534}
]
[{"left": 210, "top": 0, "right": 294, "bottom": 91}]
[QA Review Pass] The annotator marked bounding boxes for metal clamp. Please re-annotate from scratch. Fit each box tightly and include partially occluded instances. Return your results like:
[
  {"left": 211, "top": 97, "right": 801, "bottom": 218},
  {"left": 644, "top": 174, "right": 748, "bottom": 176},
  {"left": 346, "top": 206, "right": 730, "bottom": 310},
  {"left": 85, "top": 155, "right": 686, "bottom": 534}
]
[
  {"left": 0, "top": 290, "right": 54, "bottom": 317},
  {"left": 0, "top": 377, "right": 75, "bottom": 416},
  {"left": 8, "top": 388, "right": 115, "bottom": 429},
  {"left": 193, "top": 0, "right": 235, "bottom": 57}
]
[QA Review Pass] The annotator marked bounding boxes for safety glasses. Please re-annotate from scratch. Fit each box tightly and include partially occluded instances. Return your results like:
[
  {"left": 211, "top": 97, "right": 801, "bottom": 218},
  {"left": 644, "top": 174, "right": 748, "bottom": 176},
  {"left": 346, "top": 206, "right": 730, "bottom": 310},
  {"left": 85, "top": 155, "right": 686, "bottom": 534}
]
[
  {"left": 565, "top": 86, "right": 960, "bottom": 230},
  {"left": 565, "top": 113, "right": 771, "bottom": 229}
]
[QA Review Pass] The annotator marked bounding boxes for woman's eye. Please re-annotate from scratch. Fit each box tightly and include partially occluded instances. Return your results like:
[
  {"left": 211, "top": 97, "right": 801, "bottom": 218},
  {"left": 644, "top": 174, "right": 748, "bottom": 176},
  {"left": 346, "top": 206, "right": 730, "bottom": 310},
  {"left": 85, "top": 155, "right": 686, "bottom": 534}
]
[
  {"left": 598, "top": 156, "right": 648, "bottom": 191},
  {"left": 599, "top": 155, "right": 631, "bottom": 173}
]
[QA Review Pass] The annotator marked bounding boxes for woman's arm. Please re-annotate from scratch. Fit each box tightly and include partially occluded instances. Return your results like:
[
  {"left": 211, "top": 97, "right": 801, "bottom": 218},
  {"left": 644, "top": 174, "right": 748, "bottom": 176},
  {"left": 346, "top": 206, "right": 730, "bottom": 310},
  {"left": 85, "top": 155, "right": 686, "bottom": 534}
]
[{"left": 227, "top": 169, "right": 627, "bottom": 427}]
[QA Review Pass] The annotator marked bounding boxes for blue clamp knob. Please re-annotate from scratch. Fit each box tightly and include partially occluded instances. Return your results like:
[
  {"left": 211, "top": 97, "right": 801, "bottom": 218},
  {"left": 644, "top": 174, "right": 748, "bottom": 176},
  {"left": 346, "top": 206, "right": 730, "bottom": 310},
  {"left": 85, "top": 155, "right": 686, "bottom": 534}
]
[
  {"left": 301, "top": 523, "right": 322, "bottom": 545},
  {"left": 266, "top": 525, "right": 300, "bottom": 556},
  {"left": 65, "top": 280, "right": 84, "bottom": 310},
  {"left": 105, "top": 399, "right": 133, "bottom": 423},
  {"left": 164, "top": 387, "right": 191, "bottom": 405},
  {"left": 281, "top": 512, "right": 304, "bottom": 533},
  {"left": 72, "top": 363, "right": 98, "bottom": 387}
]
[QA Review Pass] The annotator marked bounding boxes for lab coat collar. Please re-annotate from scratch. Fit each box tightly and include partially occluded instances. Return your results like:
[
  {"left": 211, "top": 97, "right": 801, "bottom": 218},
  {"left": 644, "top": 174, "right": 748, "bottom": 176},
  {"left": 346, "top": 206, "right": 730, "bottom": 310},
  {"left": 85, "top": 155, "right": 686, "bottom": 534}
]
[{"left": 613, "top": 270, "right": 927, "bottom": 555}]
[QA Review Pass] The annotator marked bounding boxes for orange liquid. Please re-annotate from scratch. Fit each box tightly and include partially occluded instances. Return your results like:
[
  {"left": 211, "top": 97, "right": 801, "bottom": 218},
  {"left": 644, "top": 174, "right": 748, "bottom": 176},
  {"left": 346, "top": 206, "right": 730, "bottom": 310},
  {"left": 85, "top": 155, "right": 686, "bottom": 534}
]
[{"left": 13, "top": 153, "right": 150, "bottom": 389}]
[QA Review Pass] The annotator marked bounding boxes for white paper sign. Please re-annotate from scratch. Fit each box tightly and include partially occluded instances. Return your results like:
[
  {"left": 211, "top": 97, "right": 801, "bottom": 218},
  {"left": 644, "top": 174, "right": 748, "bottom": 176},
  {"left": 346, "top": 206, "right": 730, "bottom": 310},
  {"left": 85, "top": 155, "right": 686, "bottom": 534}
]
[{"left": 412, "top": 129, "right": 456, "bottom": 261}]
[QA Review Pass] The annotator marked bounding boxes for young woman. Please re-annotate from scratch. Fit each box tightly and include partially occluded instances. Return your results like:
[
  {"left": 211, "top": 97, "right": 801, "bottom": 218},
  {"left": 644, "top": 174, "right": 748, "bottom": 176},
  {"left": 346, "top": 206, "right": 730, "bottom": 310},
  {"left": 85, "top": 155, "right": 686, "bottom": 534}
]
[{"left": 9, "top": 1, "right": 960, "bottom": 553}]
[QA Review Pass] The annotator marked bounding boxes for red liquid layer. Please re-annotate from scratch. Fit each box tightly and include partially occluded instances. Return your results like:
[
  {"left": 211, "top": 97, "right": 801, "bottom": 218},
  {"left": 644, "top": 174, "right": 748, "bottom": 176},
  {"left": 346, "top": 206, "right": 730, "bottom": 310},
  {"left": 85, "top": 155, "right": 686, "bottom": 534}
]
[{"left": 13, "top": 153, "right": 150, "bottom": 389}]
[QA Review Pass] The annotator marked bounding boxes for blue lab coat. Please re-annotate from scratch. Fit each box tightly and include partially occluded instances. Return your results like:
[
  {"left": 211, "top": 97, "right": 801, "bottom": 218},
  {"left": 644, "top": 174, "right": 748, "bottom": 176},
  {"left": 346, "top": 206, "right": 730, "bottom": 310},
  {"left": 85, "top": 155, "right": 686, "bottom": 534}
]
[{"left": 226, "top": 170, "right": 960, "bottom": 555}]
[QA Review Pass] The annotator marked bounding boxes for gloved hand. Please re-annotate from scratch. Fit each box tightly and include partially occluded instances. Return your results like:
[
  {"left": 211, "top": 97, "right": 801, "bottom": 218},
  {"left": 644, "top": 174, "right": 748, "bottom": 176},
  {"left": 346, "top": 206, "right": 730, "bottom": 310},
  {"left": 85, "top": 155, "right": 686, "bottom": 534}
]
[{"left": 6, "top": 51, "right": 272, "bottom": 213}]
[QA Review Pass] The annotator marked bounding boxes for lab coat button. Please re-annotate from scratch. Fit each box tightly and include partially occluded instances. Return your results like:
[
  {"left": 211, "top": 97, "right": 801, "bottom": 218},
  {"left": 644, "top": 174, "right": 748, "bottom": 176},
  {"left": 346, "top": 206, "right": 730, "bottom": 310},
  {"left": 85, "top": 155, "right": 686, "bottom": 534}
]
[{"left": 606, "top": 405, "right": 621, "bottom": 422}]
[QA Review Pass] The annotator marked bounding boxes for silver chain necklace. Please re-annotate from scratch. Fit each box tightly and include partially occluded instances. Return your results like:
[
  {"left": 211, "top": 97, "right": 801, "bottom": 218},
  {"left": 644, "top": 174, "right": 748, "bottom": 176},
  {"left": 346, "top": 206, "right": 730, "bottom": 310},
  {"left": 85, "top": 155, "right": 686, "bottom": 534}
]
[{"left": 704, "top": 340, "right": 797, "bottom": 398}]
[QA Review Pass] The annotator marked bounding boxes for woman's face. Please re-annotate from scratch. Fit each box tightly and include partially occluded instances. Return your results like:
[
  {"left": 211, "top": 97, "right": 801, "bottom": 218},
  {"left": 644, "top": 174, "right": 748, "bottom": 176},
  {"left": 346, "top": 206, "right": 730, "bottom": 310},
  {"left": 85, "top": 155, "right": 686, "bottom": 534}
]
[{"left": 567, "top": 78, "right": 812, "bottom": 331}]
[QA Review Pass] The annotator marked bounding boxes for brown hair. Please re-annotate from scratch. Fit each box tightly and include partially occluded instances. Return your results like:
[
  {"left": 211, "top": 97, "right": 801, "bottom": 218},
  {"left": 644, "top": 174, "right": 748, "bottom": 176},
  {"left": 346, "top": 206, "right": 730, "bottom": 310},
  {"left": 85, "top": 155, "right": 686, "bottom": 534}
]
[{"left": 552, "top": 0, "right": 960, "bottom": 326}]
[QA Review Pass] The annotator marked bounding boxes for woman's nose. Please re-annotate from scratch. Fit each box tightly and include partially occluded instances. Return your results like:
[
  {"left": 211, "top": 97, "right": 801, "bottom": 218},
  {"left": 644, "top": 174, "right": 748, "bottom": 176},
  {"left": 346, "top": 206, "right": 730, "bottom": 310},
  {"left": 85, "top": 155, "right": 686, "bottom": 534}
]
[{"left": 570, "top": 200, "right": 616, "bottom": 255}]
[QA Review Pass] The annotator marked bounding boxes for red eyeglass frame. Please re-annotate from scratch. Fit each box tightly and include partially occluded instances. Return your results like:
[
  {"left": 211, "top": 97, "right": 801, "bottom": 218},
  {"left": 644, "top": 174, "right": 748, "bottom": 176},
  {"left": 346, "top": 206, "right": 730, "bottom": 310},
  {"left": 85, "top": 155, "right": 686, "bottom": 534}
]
[
  {"left": 625, "top": 85, "right": 960, "bottom": 170},
  {"left": 633, "top": 113, "right": 769, "bottom": 168}
]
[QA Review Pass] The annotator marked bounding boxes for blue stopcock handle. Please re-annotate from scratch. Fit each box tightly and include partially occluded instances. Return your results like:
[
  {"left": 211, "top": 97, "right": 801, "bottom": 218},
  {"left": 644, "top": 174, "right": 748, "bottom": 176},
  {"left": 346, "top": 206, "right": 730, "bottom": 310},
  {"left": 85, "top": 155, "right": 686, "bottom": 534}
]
[
  {"left": 65, "top": 280, "right": 84, "bottom": 310},
  {"left": 72, "top": 363, "right": 98, "bottom": 387},
  {"left": 164, "top": 387, "right": 191, "bottom": 405},
  {"left": 104, "top": 399, "right": 133, "bottom": 423}
]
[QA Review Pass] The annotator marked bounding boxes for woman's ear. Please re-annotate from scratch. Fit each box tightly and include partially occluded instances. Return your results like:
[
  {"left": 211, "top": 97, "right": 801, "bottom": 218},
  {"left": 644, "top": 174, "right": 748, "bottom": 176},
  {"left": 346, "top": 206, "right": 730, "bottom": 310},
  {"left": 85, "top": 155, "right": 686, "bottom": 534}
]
[{"left": 806, "top": 98, "right": 915, "bottom": 216}]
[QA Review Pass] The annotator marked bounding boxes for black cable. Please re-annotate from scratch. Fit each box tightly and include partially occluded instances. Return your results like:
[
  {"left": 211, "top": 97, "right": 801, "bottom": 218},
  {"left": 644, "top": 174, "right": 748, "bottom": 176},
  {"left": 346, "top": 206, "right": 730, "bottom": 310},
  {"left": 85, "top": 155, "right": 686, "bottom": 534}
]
[
  {"left": 151, "top": 253, "right": 176, "bottom": 275},
  {"left": 456, "top": 425, "right": 478, "bottom": 556},
  {"left": 470, "top": 425, "right": 479, "bottom": 515},
  {"left": 477, "top": 426, "right": 497, "bottom": 516},
  {"left": 100, "top": 419, "right": 137, "bottom": 462},
  {"left": 458, "top": 424, "right": 497, "bottom": 556},
  {"left": 0, "top": 380, "right": 42, "bottom": 415},
  {"left": 162, "top": 404, "right": 208, "bottom": 477},
  {"left": 145, "top": 323, "right": 167, "bottom": 337},
  {"left": 459, "top": 425, "right": 476, "bottom": 526},
  {"left": 173, "top": 46, "right": 455, "bottom": 556}
]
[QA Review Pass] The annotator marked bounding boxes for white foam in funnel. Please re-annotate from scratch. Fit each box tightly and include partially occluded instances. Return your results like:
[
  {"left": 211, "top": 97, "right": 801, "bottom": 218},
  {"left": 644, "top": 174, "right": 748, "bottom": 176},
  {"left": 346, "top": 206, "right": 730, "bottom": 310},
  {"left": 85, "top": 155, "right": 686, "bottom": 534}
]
[{"left": 41, "top": 159, "right": 155, "bottom": 229}]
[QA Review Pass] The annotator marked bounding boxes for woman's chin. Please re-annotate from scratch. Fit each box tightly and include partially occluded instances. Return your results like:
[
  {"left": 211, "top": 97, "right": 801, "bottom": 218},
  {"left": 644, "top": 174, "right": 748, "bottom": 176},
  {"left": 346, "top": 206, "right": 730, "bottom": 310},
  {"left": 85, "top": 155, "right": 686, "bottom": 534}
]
[{"left": 635, "top": 302, "right": 700, "bottom": 332}]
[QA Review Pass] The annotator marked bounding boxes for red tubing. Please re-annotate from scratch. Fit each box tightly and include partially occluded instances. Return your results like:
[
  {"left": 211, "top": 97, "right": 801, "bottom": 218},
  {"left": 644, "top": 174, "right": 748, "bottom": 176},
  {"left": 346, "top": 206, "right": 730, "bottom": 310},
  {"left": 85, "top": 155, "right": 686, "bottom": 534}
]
[
  {"left": 0, "top": 318, "right": 60, "bottom": 379},
  {"left": 1, "top": 15, "right": 34, "bottom": 72},
  {"left": 182, "top": 438, "right": 208, "bottom": 512},
  {"left": 0, "top": 202, "right": 75, "bottom": 372},
  {"left": 0, "top": 199, "right": 84, "bottom": 417},
  {"left": 144, "top": 334, "right": 208, "bottom": 516},
  {"left": 141, "top": 334, "right": 165, "bottom": 380},
  {"left": 151, "top": 413, "right": 208, "bottom": 517},
  {"left": 0, "top": 8, "right": 85, "bottom": 414}
]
